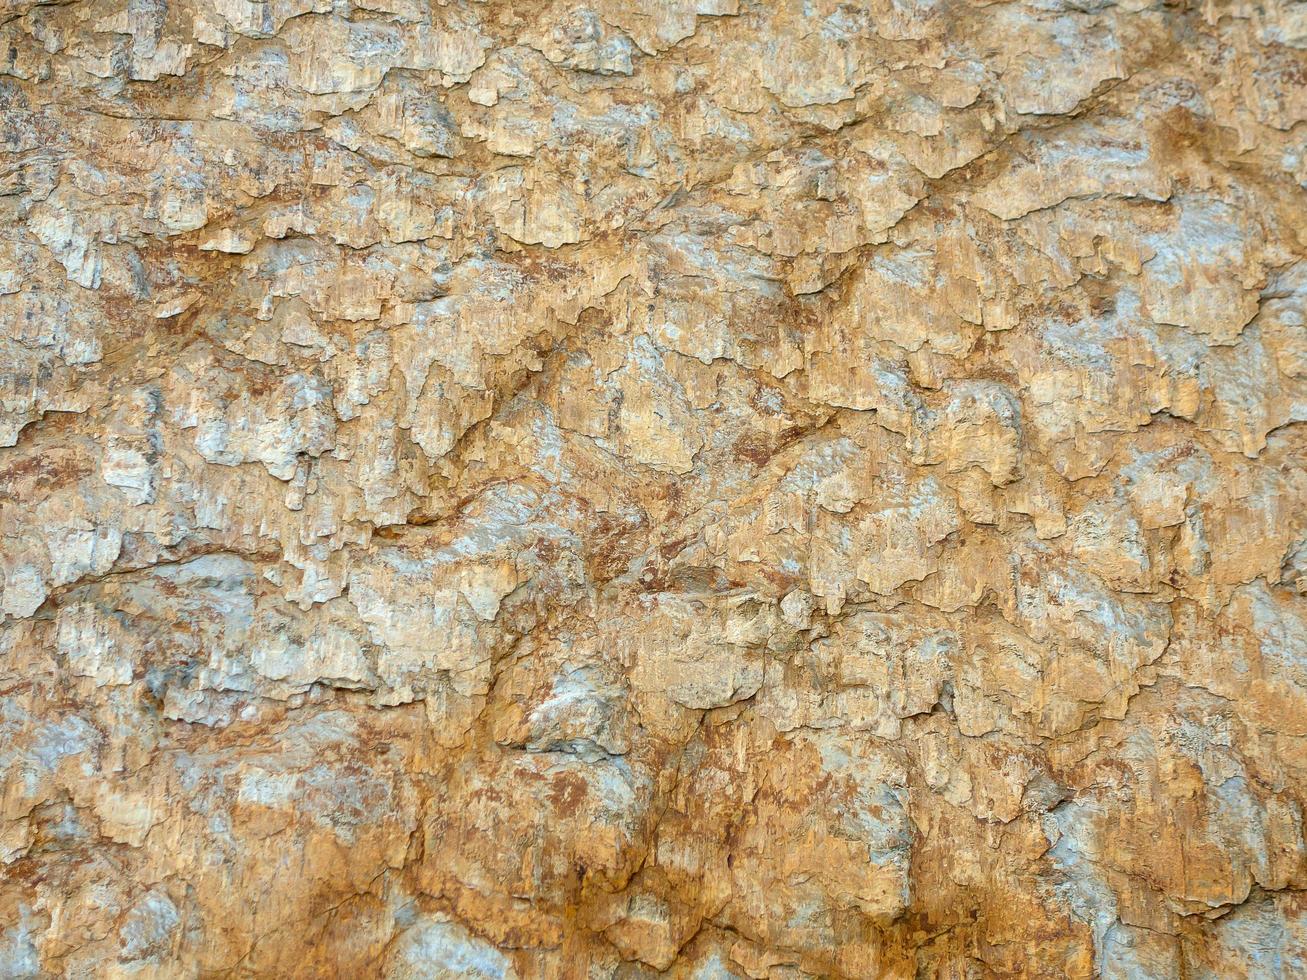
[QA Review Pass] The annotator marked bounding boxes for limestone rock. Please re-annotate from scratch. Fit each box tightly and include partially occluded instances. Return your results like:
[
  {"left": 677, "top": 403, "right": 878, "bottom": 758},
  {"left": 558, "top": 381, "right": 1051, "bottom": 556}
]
[{"left": 1, "top": 0, "right": 1305, "bottom": 977}]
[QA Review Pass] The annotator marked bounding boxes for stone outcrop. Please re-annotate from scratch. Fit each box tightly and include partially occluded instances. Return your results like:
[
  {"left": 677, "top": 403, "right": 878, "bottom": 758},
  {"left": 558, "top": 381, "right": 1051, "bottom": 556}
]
[{"left": 1, "top": 0, "right": 1305, "bottom": 976}]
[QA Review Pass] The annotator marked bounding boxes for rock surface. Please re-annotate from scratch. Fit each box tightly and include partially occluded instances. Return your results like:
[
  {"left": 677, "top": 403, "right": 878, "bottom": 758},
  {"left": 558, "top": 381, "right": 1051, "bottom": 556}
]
[{"left": 2, "top": 0, "right": 1306, "bottom": 976}]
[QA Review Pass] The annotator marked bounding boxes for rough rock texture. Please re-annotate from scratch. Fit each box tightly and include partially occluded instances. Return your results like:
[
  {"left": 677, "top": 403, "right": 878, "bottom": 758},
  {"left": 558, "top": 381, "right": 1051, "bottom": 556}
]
[{"left": 2, "top": 0, "right": 1307, "bottom": 976}]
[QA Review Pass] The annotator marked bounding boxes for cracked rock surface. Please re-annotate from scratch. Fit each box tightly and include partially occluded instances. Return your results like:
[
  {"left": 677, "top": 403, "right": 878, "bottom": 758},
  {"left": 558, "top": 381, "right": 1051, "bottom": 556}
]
[{"left": 2, "top": 0, "right": 1307, "bottom": 976}]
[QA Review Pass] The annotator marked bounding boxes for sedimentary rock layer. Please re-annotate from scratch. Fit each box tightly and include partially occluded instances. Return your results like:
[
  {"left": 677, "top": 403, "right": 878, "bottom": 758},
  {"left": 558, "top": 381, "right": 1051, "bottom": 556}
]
[{"left": 2, "top": 0, "right": 1306, "bottom": 976}]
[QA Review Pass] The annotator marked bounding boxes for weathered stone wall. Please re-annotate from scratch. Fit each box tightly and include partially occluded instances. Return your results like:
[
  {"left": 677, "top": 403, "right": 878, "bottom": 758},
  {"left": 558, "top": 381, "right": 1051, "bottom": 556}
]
[{"left": 2, "top": 0, "right": 1306, "bottom": 976}]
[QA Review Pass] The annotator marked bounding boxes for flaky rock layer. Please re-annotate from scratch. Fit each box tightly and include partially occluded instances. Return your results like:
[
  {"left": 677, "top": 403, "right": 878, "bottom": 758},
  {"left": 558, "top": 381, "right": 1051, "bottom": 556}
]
[{"left": 2, "top": 0, "right": 1306, "bottom": 977}]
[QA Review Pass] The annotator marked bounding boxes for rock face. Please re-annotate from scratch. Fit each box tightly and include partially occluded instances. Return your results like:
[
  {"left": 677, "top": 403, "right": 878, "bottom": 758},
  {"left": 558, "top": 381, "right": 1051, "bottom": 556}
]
[{"left": 2, "top": 0, "right": 1306, "bottom": 976}]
